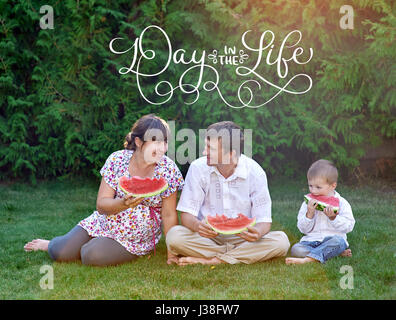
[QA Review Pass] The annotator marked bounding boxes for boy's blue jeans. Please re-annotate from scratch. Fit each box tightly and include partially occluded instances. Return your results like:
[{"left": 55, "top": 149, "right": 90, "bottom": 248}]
[{"left": 290, "top": 235, "right": 348, "bottom": 264}]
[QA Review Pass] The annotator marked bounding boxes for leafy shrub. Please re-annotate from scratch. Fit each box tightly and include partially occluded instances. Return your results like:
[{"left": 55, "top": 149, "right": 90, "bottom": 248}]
[{"left": 0, "top": 0, "right": 395, "bottom": 182}]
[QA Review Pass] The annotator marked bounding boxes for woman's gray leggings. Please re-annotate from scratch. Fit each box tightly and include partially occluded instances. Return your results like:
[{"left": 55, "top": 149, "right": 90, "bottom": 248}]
[{"left": 48, "top": 225, "right": 137, "bottom": 266}]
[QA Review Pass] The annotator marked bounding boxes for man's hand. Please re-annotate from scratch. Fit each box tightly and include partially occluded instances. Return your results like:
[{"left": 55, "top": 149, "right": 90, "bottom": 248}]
[
  {"left": 197, "top": 220, "right": 219, "bottom": 238},
  {"left": 323, "top": 206, "right": 338, "bottom": 220},
  {"left": 237, "top": 226, "right": 262, "bottom": 242}
]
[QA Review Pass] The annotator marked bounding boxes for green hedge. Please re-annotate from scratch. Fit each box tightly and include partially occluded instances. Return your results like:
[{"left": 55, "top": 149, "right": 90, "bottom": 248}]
[{"left": 1, "top": 0, "right": 395, "bottom": 183}]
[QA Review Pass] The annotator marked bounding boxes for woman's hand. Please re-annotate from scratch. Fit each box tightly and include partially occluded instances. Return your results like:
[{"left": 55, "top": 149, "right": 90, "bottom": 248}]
[
  {"left": 123, "top": 194, "right": 144, "bottom": 210},
  {"left": 97, "top": 178, "right": 143, "bottom": 215}
]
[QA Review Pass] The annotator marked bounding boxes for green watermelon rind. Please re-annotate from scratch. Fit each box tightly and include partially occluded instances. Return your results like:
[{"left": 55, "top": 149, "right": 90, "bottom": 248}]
[
  {"left": 304, "top": 195, "right": 339, "bottom": 213},
  {"left": 205, "top": 216, "right": 256, "bottom": 235},
  {"left": 119, "top": 177, "right": 168, "bottom": 198}
]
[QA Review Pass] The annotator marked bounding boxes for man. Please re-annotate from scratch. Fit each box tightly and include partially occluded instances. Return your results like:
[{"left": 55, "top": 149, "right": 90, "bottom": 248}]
[{"left": 166, "top": 121, "right": 290, "bottom": 265}]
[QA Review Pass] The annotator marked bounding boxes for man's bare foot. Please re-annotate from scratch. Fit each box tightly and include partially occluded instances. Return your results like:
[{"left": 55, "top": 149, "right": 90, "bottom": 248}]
[
  {"left": 177, "top": 256, "right": 223, "bottom": 266},
  {"left": 285, "top": 257, "right": 318, "bottom": 265},
  {"left": 340, "top": 249, "right": 352, "bottom": 257},
  {"left": 24, "top": 239, "right": 50, "bottom": 252}
]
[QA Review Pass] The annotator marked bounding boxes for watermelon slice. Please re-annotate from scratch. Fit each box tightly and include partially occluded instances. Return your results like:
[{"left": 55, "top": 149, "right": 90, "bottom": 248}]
[
  {"left": 118, "top": 176, "right": 168, "bottom": 197},
  {"left": 304, "top": 193, "right": 340, "bottom": 213},
  {"left": 206, "top": 213, "right": 256, "bottom": 235}
]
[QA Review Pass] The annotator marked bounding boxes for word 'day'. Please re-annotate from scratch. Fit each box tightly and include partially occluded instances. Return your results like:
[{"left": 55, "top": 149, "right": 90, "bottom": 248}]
[{"left": 109, "top": 25, "right": 313, "bottom": 109}]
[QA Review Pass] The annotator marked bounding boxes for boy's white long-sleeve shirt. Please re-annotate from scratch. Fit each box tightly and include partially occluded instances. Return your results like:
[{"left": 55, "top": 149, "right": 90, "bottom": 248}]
[{"left": 297, "top": 191, "right": 355, "bottom": 246}]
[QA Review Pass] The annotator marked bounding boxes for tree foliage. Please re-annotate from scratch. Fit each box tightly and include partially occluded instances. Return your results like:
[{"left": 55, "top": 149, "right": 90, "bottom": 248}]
[{"left": 1, "top": 0, "right": 395, "bottom": 182}]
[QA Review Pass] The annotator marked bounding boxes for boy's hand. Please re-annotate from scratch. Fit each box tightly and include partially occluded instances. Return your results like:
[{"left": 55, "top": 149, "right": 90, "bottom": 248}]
[
  {"left": 323, "top": 206, "right": 338, "bottom": 220},
  {"left": 306, "top": 199, "right": 318, "bottom": 219}
]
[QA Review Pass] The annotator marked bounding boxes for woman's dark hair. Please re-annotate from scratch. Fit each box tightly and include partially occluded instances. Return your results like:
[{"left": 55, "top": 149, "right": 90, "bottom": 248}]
[{"left": 124, "top": 114, "right": 170, "bottom": 151}]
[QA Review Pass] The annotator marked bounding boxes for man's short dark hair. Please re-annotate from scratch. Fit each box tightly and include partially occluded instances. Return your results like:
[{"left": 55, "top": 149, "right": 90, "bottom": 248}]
[{"left": 206, "top": 121, "right": 244, "bottom": 156}]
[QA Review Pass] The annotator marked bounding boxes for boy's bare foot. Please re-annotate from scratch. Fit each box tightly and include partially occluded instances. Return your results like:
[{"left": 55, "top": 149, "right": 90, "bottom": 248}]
[
  {"left": 24, "top": 239, "right": 50, "bottom": 252},
  {"left": 285, "top": 257, "right": 318, "bottom": 265},
  {"left": 340, "top": 249, "right": 352, "bottom": 257},
  {"left": 177, "top": 256, "right": 223, "bottom": 266}
]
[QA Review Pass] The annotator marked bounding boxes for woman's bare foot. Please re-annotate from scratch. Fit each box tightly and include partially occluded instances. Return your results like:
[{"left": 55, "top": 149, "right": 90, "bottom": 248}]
[
  {"left": 177, "top": 256, "right": 223, "bottom": 266},
  {"left": 340, "top": 249, "right": 352, "bottom": 257},
  {"left": 285, "top": 257, "right": 318, "bottom": 265},
  {"left": 24, "top": 239, "right": 50, "bottom": 252}
]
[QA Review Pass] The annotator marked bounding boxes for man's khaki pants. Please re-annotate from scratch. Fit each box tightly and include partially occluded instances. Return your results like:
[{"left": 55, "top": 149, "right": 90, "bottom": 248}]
[{"left": 166, "top": 225, "right": 290, "bottom": 264}]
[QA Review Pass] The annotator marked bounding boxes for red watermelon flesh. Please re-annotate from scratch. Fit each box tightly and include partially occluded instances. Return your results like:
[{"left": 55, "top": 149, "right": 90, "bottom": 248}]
[
  {"left": 119, "top": 176, "right": 168, "bottom": 197},
  {"left": 304, "top": 193, "right": 340, "bottom": 213},
  {"left": 206, "top": 213, "right": 256, "bottom": 234}
]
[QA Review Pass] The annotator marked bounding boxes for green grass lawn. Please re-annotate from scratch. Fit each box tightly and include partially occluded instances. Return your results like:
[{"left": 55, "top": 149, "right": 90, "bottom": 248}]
[{"left": 0, "top": 177, "right": 395, "bottom": 299}]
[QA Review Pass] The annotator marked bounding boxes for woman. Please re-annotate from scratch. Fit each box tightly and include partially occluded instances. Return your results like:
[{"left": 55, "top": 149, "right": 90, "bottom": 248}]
[{"left": 24, "top": 114, "right": 184, "bottom": 266}]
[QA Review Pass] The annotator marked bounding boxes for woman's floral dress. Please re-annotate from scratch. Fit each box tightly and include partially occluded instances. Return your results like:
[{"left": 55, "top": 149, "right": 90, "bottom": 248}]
[{"left": 78, "top": 149, "right": 184, "bottom": 255}]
